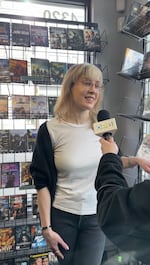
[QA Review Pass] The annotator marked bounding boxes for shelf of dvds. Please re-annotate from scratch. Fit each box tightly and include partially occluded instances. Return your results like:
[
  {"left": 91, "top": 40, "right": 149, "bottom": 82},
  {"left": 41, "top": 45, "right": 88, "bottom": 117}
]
[
  {"left": 118, "top": 0, "right": 150, "bottom": 183},
  {"left": 0, "top": 11, "right": 108, "bottom": 263}
]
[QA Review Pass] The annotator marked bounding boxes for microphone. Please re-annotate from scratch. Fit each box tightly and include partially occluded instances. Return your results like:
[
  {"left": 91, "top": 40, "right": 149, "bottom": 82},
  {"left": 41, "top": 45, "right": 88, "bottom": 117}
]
[{"left": 93, "top": 109, "right": 117, "bottom": 140}]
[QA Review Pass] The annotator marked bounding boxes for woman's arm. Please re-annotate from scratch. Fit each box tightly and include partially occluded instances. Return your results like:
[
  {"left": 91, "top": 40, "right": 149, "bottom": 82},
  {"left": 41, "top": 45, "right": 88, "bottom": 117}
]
[
  {"left": 121, "top": 155, "right": 150, "bottom": 173},
  {"left": 30, "top": 122, "right": 69, "bottom": 259},
  {"left": 37, "top": 187, "right": 51, "bottom": 228}
]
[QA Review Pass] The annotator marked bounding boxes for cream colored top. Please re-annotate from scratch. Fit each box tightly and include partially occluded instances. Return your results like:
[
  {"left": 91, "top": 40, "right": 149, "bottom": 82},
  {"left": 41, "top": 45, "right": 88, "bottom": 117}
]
[{"left": 47, "top": 118, "right": 102, "bottom": 215}]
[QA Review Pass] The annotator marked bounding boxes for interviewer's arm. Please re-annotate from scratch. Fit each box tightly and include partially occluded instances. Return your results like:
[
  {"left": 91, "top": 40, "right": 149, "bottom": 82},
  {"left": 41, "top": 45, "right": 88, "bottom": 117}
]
[{"left": 95, "top": 138, "right": 150, "bottom": 232}]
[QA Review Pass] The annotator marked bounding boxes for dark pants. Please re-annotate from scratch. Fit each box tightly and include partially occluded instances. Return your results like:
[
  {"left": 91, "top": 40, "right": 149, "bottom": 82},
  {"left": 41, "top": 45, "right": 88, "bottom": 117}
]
[{"left": 51, "top": 207, "right": 105, "bottom": 265}]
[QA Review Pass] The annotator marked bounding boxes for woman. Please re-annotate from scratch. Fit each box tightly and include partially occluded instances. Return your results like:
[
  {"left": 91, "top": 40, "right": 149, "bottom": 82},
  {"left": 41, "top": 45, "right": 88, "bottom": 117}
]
[{"left": 30, "top": 63, "right": 150, "bottom": 265}]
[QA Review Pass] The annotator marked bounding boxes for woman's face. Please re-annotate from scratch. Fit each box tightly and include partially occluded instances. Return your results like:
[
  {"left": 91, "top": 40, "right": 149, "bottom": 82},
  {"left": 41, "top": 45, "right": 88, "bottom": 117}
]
[
  {"left": 42, "top": 257, "right": 49, "bottom": 265},
  {"left": 71, "top": 76, "right": 101, "bottom": 112},
  {"left": 36, "top": 258, "right": 42, "bottom": 265}
]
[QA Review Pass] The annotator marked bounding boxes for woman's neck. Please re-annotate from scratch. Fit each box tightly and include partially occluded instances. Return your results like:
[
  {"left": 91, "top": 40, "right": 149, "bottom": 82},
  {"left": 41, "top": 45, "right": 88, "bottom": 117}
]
[{"left": 62, "top": 112, "right": 90, "bottom": 125}]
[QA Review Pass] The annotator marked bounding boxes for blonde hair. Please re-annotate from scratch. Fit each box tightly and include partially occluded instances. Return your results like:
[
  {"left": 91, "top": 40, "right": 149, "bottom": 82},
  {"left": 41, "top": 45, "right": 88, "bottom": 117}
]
[{"left": 54, "top": 63, "right": 104, "bottom": 123}]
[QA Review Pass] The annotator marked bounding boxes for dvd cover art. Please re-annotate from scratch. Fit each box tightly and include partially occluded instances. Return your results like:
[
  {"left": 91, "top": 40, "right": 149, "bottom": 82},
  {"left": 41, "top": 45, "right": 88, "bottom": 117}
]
[
  {"left": 0, "top": 227, "right": 15, "bottom": 252},
  {"left": 143, "top": 94, "right": 150, "bottom": 118},
  {"left": 118, "top": 48, "right": 144, "bottom": 80},
  {"left": 15, "top": 256, "right": 29, "bottom": 265},
  {"left": 15, "top": 224, "right": 31, "bottom": 250},
  {"left": 0, "top": 95, "right": 8, "bottom": 118},
  {"left": 9, "top": 194, "right": 27, "bottom": 220},
  {"left": 48, "top": 96, "right": 57, "bottom": 117},
  {"left": 0, "top": 129, "right": 9, "bottom": 153},
  {"left": 1, "top": 259, "right": 15, "bottom": 265},
  {"left": 20, "top": 161, "right": 33, "bottom": 187},
  {"left": 0, "top": 195, "right": 9, "bottom": 221},
  {"left": 30, "top": 253, "right": 49, "bottom": 265},
  {"left": 1, "top": 162, "right": 20, "bottom": 188},
  {"left": 50, "top": 27, "right": 67, "bottom": 49},
  {"left": 30, "top": 25, "right": 49, "bottom": 47},
  {"left": 67, "top": 28, "right": 84, "bottom": 50},
  {"left": 31, "top": 58, "right": 50, "bottom": 84},
  {"left": 140, "top": 51, "right": 150, "bottom": 79},
  {"left": 83, "top": 28, "right": 101, "bottom": 51},
  {"left": 9, "top": 59, "right": 28, "bottom": 83},
  {"left": 12, "top": 23, "right": 30, "bottom": 47},
  {"left": 27, "top": 193, "right": 33, "bottom": 219},
  {"left": 123, "top": 1, "right": 150, "bottom": 38},
  {"left": 0, "top": 21, "right": 10, "bottom": 45},
  {"left": 32, "top": 193, "right": 39, "bottom": 218},
  {"left": 0, "top": 59, "right": 11, "bottom": 83},
  {"left": 31, "top": 223, "right": 47, "bottom": 249},
  {"left": 26, "top": 129, "right": 37, "bottom": 152},
  {"left": 12, "top": 95, "right": 30, "bottom": 119},
  {"left": 136, "top": 134, "right": 150, "bottom": 160},
  {"left": 50, "top": 62, "right": 66, "bottom": 85},
  {"left": 30, "top": 95, "right": 48, "bottom": 119},
  {"left": 9, "top": 129, "right": 27, "bottom": 153}
]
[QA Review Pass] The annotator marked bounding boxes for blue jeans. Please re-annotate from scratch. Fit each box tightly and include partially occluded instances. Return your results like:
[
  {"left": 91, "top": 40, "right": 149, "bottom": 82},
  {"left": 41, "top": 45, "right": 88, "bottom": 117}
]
[{"left": 51, "top": 207, "right": 105, "bottom": 265}]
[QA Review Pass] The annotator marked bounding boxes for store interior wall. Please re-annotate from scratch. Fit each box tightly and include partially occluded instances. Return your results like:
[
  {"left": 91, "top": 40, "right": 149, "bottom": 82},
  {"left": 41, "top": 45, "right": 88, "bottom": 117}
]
[{"left": 92, "top": 0, "right": 146, "bottom": 186}]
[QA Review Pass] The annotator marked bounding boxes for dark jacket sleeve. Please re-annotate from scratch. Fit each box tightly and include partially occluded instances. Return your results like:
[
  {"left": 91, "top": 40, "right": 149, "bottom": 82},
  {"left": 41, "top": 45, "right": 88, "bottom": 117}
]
[
  {"left": 95, "top": 153, "right": 150, "bottom": 263},
  {"left": 30, "top": 121, "right": 57, "bottom": 201}
]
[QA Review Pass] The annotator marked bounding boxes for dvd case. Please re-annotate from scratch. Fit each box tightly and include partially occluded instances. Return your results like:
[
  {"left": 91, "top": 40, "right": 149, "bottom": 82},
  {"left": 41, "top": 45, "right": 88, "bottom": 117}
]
[
  {"left": 0, "top": 195, "right": 9, "bottom": 220},
  {"left": 9, "top": 59, "right": 28, "bottom": 83},
  {"left": 31, "top": 223, "right": 47, "bottom": 249},
  {"left": 50, "top": 27, "right": 67, "bottom": 49},
  {"left": 48, "top": 96, "right": 57, "bottom": 117},
  {"left": 50, "top": 61, "right": 66, "bottom": 85},
  {"left": 118, "top": 47, "right": 144, "bottom": 80},
  {"left": 20, "top": 161, "right": 33, "bottom": 187},
  {"left": 12, "top": 23, "right": 30, "bottom": 47},
  {"left": 83, "top": 28, "right": 101, "bottom": 51},
  {"left": 15, "top": 256, "right": 29, "bottom": 265},
  {"left": 0, "top": 129, "right": 9, "bottom": 153},
  {"left": 67, "top": 28, "right": 84, "bottom": 50},
  {"left": 32, "top": 193, "right": 39, "bottom": 218},
  {"left": 123, "top": 1, "right": 150, "bottom": 38},
  {"left": 15, "top": 224, "right": 31, "bottom": 250},
  {"left": 9, "top": 194, "right": 27, "bottom": 220},
  {"left": 136, "top": 134, "right": 150, "bottom": 160},
  {"left": 9, "top": 129, "right": 28, "bottom": 152},
  {"left": 31, "top": 58, "right": 50, "bottom": 84},
  {"left": 12, "top": 95, "right": 30, "bottom": 119},
  {"left": 0, "top": 59, "right": 11, "bottom": 83},
  {"left": 30, "top": 25, "right": 49, "bottom": 47},
  {"left": 2, "top": 259, "right": 15, "bottom": 265},
  {"left": 1, "top": 162, "right": 20, "bottom": 188},
  {"left": 30, "top": 95, "right": 48, "bottom": 119},
  {"left": 26, "top": 129, "right": 37, "bottom": 152},
  {"left": 0, "top": 95, "right": 8, "bottom": 118},
  {"left": 30, "top": 253, "right": 49, "bottom": 265},
  {"left": 0, "top": 21, "right": 10, "bottom": 45},
  {"left": 0, "top": 227, "right": 15, "bottom": 252}
]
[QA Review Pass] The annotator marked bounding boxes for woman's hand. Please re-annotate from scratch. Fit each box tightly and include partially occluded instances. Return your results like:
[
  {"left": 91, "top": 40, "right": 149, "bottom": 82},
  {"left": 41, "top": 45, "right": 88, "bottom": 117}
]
[
  {"left": 42, "top": 227, "right": 69, "bottom": 260},
  {"left": 136, "top": 156, "right": 150, "bottom": 173}
]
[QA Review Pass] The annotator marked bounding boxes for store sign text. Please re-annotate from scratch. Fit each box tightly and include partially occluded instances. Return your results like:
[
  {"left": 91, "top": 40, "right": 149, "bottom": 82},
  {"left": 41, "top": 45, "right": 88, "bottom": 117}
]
[{"left": 43, "top": 10, "right": 78, "bottom": 21}]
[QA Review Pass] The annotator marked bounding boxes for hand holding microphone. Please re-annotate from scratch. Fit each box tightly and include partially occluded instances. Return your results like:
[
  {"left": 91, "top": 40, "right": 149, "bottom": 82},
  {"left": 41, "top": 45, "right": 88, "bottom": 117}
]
[
  {"left": 93, "top": 109, "right": 117, "bottom": 140},
  {"left": 93, "top": 109, "right": 119, "bottom": 154},
  {"left": 100, "top": 138, "right": 119, "bottom": 155}
]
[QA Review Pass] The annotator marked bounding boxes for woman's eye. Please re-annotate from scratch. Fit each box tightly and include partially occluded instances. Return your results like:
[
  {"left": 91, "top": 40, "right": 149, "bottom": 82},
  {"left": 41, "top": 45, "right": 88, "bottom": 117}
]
[{"left": 84, "top": 81, "right": 91, "bottom": 86}]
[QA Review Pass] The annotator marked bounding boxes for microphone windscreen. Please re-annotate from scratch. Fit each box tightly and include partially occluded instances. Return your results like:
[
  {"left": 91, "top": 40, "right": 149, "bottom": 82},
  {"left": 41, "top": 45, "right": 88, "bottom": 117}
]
[{"left": 97, "top": 109, "right": 110, "bottom": 122}]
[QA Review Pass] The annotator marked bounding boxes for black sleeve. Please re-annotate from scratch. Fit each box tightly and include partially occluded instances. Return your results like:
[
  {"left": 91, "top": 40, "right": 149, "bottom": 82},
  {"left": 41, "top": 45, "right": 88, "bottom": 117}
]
[
  {"left": 95, "top": 153, "right": 150, "bottom": 262},
  {"left": 96, "top": 153, "right": 150, "bottom": 228},
  {"left": 30, "top": 121, "right": 57, "bottom": 201}
]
